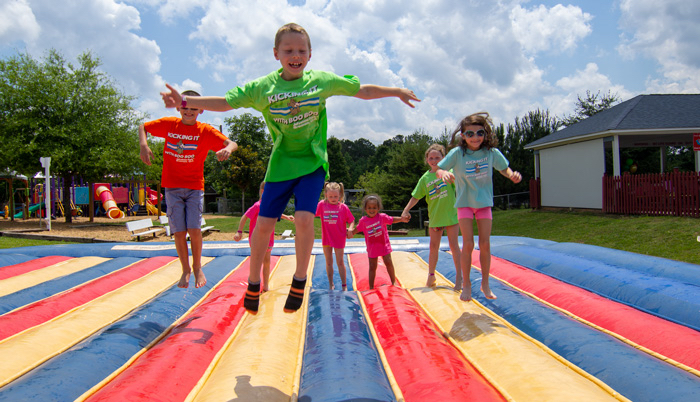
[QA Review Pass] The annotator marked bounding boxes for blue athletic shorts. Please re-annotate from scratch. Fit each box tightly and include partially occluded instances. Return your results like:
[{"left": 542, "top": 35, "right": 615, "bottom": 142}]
[
  {"left": 165, "top": 188, "right": 203, "bottom": 233},
  {"left": 259, "top": 167, "right": 325, "bottom": 218}
]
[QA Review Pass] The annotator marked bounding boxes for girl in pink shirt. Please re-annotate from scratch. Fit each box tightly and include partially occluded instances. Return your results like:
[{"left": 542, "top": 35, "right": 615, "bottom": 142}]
[
  {"left": 348, "top": 194, "right": 408, "bottom": 289},
  {"left": 316, "top": 182, "right": 355, "bottom": 290},
  {"left": 234, "top": 182, "right": 294, "bottom": 292}
]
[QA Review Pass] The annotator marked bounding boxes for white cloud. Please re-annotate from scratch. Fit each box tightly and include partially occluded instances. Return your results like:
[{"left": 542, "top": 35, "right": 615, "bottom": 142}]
[
  {"left": 0, "top": 0, "right": 40, "bottom": 44},
  {"left": 552, "top": 63, "right": 633, "bottom": 118},
  {"left": 6, "top": 0, "right": 690, "bottom": 144},
  {"left": 2, "top": 0, "right": 166, "bottom": 120},
  {"left": 510, "top": 4, "right": 592, "bottom": 54},
  {"left": 617, "top": 0, "right": 700, "bottom": 92}
]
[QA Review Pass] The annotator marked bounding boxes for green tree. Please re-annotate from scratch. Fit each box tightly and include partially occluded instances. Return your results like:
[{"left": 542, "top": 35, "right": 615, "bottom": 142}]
[
  {"left": 561, "top": 90, "right": 620, "bottom": 127},
  {"left": 224, "top": 113, "right": 271, "bottom": 157},
  {"left": 0, "top": 49, "right": 143, "bottom": 222},
  {"left": 227, "top": 146, "right": 267, "bottom": 213},
  {"left": 371, "top": 135, "right": 405, "bottom": 172},
  {"left": 356, "top": 131, "right": 435, "bottom": 209},
  {"left": 497, "top": 109, "right": 560, "bottom": 197},
  {"left": 327, "top": 136, "right": 351, "bottom": 185},
  {"left": 494, "top": 109, "right": 560, "bottom": 195},
  {"left": 340, "top": 138, "right": 376, "bottom": 187},
  {"left": 211, "top": 113, "right": 272, "bottom": 208},
  {"left": 666, "top": 146, "right": 696, "bottom": 172}
]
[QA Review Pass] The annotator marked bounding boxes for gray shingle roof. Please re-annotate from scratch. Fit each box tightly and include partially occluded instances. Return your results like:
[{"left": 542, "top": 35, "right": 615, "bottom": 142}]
[{"left": 525, "top": 94, "right": 700, "bottom": 149}]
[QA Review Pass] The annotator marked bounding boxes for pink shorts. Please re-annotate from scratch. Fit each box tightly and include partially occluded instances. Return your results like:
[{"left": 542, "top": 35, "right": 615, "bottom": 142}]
[{"left": 458, "top": 207, "right": 492, "bottom": 220}]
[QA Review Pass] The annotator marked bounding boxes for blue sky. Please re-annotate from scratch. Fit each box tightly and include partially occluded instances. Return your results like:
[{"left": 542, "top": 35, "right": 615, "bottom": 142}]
[{"left": 2, "top": 0, "right": 699, "bottom": 143}]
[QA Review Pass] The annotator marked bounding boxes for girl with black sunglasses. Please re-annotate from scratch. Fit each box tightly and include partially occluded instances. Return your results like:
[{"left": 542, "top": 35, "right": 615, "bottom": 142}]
[{"left": 435, "top": 112, "right": 521, "bottom": 301}]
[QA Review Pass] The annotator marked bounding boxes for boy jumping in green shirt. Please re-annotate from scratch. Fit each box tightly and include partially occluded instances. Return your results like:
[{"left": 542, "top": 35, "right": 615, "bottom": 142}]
[{"left": 160, "top": 22, "right": 420, "bottom": 314}]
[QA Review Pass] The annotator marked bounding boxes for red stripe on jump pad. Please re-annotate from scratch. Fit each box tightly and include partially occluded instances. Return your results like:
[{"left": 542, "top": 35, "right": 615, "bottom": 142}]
[
  {"left": 474, "top": 249, "right": 700, "bottom": 372},
  {"left": 0, "top": 256, "right": 176, "bottom": 341},
  {"left": 348, "top": 252, "right": 395, "bottom": 291},
  {"left": 350, "top": 253, "right": 505, "bottom": 401},
  {"left": 85, "top": 256, "right": 277, "bottom": 402},
  {"left": 0, "top": 256, "right": 73, "bottom": 280}
]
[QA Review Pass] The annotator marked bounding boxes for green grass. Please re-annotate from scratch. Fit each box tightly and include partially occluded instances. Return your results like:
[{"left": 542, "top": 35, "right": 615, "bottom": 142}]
[
  {"left": 489, "top": 209, "right": 700, "bottom": 265},
  {"left": 0, "top": 237, "right": 79, "bottom": 249},
  {"left": 2, "top": 211, "right": 699, "bottom": 265}
]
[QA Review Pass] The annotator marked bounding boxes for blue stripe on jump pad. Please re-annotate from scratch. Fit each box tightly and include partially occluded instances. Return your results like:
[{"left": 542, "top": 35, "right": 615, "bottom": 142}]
[
  {"left": 0, "top": 256, "right": 244, "bottom": 401},
  {"left": 546, "top": 242, "right": 700, "bottom": 287},
  {"left": 467, "top": 268, "right": 700, "bottom": 402},
  {"left": 299, "top": 289, "right": 396, "bottom": 402},
  {"left": 0, "top": 257, "right": 141, "bottom": 314},
  {"left": 490, "top": 243, "right": 700, "bottom": 332},
  {"left": 311, "top": 253, "right": 354, "bottom": 291},
  {"left": 0, "top": 254, "right": 35, "bottom": 268}
]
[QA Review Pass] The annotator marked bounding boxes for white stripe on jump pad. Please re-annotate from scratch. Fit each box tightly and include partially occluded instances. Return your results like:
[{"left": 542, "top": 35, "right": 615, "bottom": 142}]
[{"left": 111, "top": 239, "right": 419, "bottom": 251}]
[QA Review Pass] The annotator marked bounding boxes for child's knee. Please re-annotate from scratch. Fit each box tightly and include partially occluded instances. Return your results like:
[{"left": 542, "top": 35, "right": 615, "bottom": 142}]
[{"left": 462, "top": 241, "right": 475, "bottom": 252}]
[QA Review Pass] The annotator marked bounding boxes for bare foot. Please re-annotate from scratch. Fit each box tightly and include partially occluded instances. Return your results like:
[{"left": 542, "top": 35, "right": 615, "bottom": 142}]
[
  {"left": 481, "top": 285, "right": 497, "bottom": 300},
  {"left": 177, "top": 271, "right": 190, "bottom": 288},
  {"left": 459, "top": 283, "right": 472, "bottom": 302},
  {"left": 426, "top": 274, "right": 437, "bottom": 287},
  {"left": 453, "top": 271, "right": 463, "bottom": 291},
  {"left": 329, "top": 283, "right": 335, "bottom": 290},
  {"left": 193, "top": 268, "right": 206, "bottom": 288},
  {"left": 262, "top": 286, "right": 269, "bottom": 293}
]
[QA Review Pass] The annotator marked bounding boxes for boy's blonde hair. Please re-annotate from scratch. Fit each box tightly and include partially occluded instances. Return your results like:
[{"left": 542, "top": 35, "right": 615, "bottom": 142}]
[
  {"left": 324, "top": 181, "right": 345, "bottom": 202},
  {"left": 425, "top": 143, "right": 446, "bottom": 159},
  {"left": 275, "top": 23, "right": 312, "bottom": 50},
  {"left": 450, "top": 112, "right": 499, "bottom": 153},
  {"left": 361, "top": 194, "right": 383, "bottom": 212}
]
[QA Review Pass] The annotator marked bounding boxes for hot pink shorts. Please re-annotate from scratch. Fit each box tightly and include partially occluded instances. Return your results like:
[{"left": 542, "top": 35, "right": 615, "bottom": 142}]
[{"left": 457, "top": 207, "right": 492, "bottom": 220}]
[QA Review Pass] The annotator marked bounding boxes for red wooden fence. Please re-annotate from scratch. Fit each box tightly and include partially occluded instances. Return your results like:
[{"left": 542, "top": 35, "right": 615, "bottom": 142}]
[{"left": 603, "top": 171, "right": 700, "bottom": 217}]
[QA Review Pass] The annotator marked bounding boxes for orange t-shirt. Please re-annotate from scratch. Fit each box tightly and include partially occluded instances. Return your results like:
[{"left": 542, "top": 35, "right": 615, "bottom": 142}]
[{"left": 144, "top": 117, "right": 228, "bottom": 190}]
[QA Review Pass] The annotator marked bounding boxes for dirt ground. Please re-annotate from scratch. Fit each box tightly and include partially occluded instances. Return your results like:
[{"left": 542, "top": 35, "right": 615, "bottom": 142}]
[{"left": 0, "top": 214, "right": 235, "bottom": 242}]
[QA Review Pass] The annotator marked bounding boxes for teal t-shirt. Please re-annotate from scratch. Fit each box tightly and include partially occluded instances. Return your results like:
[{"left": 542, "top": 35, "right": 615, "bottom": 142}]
[
  {"left": 225, "top": 69, "right": 361, "bottom": 182},
  {"left": 438, "top": 147, "right": 509, "bottom": 208},
  {"left": 411, "top": 170, "right": 458, "bottom": 227}
]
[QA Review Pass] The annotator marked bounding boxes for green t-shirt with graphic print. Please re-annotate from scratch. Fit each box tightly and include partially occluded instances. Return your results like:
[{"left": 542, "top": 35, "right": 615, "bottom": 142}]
[
  {"left": 225, "top": 69, "right": 360, "bottom": 182},
  {"left": 411, "top": 170, "right": 459, "bottom": 227}
]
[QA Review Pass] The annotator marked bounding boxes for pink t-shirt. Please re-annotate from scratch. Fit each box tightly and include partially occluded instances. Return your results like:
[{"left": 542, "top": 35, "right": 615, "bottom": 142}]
[
  {"left": 316, "top": 201, "right": 355, "bottom": 248},
  {"left": 244, "top": 201, "right": 274, "bottom": 248},
  {"left": 356, "top": 213, "right": 394, "bottom": 258}
]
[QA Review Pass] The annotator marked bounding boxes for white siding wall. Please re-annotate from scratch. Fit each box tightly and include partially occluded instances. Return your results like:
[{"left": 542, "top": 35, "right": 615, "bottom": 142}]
[{"left": 539, "top": 139, "right": 604, "bottom": 209}]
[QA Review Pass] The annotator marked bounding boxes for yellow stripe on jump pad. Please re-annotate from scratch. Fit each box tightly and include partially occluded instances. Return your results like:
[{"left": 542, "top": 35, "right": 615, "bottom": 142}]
[
  {"left": 0, "top": 257, "right": 109, "bottom": 297},
  {"left": 0, "top": 257, "right": 211, "bottom": 387},
  {"left": 187, "top": 255, "right": 311, "bottom": 402},
  {"left": 392, "top": 252, "right": 630, "bottom": 402}
]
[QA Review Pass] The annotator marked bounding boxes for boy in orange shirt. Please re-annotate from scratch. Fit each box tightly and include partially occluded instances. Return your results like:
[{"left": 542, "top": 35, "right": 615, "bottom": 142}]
[{"left": 139, "top": 90, "right": 237, "bottom": 288}]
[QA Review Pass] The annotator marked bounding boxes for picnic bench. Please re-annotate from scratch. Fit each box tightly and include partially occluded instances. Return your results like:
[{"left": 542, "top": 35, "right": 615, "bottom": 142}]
[
  {"left": 281, "top": 229, "right": 293, "bottom": 239},
  {"left": 159, "top": 216, "right": 219, "bottom": 239},
  {"left": 126, "top": 218, "right": 165, "bottom": 241}
]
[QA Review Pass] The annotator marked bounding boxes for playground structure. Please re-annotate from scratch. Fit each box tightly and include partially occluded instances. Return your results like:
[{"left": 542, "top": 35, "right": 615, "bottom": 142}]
[
  {"left": 0, "top": 173, "right": 28, "bottom": 220},
  {"left": 1, "top": 175, "right": 165, "bottom": 222},
  {"left": 95, "top": 185, "right": 125, "bottom": 219},
  {"left": 1, "top": 236, "right": 699, "bottom": 401}
]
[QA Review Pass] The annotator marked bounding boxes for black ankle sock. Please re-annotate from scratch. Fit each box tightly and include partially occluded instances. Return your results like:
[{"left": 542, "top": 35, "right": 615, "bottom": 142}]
[
  {"left": 244, "top": 281, "right": 261, "bottom": 314},
  {"left": 283, "top": 276, "right": 307, "bottom": 312}
]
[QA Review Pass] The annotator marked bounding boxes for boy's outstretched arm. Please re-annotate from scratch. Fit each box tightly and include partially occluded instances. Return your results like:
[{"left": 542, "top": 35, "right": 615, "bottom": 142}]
[
  {"left": 138, "top": 124, "right": 154, "bottom": 165},
  {"left": 354, "top": 85, "right": 421, "bottom": 108},
  {"left": 216, "top": 139, "right": 238, "bottom": 161},
  {"left": 161, "top": 84, "right": 233, "bottom": 112}
]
